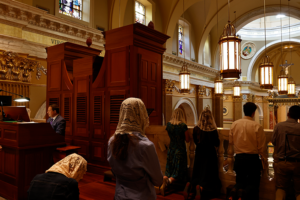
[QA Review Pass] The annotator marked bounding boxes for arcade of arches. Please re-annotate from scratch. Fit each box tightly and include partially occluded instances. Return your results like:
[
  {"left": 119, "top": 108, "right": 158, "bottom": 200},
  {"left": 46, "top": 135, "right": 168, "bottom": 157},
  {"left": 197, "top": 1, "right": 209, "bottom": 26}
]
[{"left": 0, "top": 0, "right": 300, "bottom": 199}]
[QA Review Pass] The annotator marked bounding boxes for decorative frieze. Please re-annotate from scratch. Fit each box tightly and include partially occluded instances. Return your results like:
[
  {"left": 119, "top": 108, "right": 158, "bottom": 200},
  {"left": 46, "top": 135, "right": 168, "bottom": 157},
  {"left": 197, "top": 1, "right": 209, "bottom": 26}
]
[
  {"left": 163, "top": 53, "right": 218, "bottom": 78},
  {"left": 0, "top": 0, "right": 104, "bottom": 49}
]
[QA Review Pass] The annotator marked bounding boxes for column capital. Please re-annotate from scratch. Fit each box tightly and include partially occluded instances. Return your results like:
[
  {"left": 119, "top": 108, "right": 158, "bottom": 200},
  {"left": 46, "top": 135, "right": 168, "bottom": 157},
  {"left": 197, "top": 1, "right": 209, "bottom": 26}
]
[{"left": 164, "top": 79, "right": 176, "bottom": 94}]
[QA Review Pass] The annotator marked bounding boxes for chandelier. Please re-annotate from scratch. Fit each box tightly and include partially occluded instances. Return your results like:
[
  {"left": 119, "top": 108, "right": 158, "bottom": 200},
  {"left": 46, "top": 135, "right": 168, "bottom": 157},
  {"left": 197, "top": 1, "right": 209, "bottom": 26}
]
[
  {"left": 287, "top": 0, "right": 296, "bottom": 97},
  {"left": 219, "top": 0, "right": 242, "bottom": 80},
  {"left": 278, "top": 68, "right": 288, "bottom": 95},
  {"left": 178, "top": 0, "right": 190, "bottom": 94},
  {"left": 214, "top": 75, "right": 223, "bottom": 96},
  {"left": 179, "top": 63, "right": 190, "bottom": 94},
  {"left": 233, "top": 81, "right": 241, "bottom": 97},
  {"left": 260, "top": 0, "right": 274, "bottom": 90}
]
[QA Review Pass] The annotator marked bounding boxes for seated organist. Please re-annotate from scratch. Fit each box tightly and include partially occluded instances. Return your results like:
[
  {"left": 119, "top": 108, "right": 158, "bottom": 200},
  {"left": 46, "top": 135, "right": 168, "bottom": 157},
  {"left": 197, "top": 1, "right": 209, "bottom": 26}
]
[{"left": 47, "top": 104, "right": 66, "bottom": 136}]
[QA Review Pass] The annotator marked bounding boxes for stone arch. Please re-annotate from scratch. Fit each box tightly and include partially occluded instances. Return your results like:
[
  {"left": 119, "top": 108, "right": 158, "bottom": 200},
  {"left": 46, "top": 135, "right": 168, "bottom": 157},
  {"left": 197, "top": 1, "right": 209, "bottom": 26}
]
[
  {"left": 200, "top": 5, "right": 300, "bottom": 65},
  {"left": 174, "top": 97, "right": 198, "bottom": 126},
  {"left": 247, "top": 38, "right": 300, "bottom": 81}
]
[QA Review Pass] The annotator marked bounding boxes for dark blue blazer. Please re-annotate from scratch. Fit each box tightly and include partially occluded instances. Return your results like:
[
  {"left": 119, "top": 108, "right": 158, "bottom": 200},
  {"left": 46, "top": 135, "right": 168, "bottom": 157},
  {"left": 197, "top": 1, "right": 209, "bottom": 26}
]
[{"left": 47, "top": 115, "right": 66, "bottom": 136}]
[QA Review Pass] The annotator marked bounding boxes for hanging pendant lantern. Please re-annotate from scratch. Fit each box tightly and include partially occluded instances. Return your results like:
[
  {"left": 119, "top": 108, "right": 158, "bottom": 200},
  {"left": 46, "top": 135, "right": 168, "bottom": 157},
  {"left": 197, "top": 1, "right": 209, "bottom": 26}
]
[
  {"left": 233, "top": 81, "right": 241, "bottom": 97},
  {"left": 179, "top": 63, "right": 190, "bottom": 94},
  {"left": 214, "top": 76, "right": 223, "bottom": 96},
  {"left": 219, "top": 0, "right": 242, "bottom": 80},
  {"left": 278, "top": 69, "right": 288, "bottom": 95},
  {"left": 288, "top": 76, "right": 296, "bottom": 97},
  {"left": 260, "top": 56, "right": 274, "bottom": 89}
]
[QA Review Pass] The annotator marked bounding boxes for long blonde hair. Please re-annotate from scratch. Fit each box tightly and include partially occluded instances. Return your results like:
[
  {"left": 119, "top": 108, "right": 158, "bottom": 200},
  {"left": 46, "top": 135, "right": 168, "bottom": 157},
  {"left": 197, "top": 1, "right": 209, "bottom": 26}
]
[
  {"left": 197, "top": 108, "right": 217, "bottom": 131},
  {"left": 169, "top": 108, "right": 186, "bottom": 125}
]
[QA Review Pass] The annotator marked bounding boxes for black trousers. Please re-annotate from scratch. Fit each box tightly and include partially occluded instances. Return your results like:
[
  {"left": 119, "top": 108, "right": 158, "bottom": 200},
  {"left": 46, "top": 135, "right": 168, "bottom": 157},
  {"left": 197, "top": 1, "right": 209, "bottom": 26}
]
[{"left": 234, "top": 154, "right": 262, "bottom": 200}]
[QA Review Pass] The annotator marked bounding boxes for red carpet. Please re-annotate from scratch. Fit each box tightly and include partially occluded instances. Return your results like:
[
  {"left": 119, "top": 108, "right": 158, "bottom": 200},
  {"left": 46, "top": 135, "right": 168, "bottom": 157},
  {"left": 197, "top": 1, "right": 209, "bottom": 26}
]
[{"left": 79, "top": 172, "right": 225, "bottom": 200}]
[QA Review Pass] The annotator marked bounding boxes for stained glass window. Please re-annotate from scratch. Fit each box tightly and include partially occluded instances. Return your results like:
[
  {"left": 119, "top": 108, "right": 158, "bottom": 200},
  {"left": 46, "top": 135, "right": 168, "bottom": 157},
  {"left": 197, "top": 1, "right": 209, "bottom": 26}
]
[
  {"left": 135, "top": 1, "right": 145, "bottom": 25},
  {"left": 178, "top": 25, "right": 183, "bottom": 55},
  {"left": 59, "top": 0, "right": 82, "bottom": 20}
]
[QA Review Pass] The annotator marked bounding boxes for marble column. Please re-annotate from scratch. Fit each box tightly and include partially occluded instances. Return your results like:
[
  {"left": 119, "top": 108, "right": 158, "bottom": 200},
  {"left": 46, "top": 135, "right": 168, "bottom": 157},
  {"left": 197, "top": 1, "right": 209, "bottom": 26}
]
[
  {"left": 196, "top": 85, "right": 205, "bottom": 115},
  {"left": 263, "top": 97, "right": 269, "bottom": 129},
  {"left": 163, "top": 79, "right": 175, "bottom": 124},
  {"left": 213, "top": 89, "right": 223, "bottom": 128},
  {"left": 233, "top": 96, "right": 243, "bottom": 121}
]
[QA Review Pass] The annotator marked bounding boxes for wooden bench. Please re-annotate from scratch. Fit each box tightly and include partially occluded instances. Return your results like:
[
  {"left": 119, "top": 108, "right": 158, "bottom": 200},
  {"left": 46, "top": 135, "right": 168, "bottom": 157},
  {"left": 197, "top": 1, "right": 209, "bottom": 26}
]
[{"left": 53, "top": 145, "right": 81, "bottom": 163}]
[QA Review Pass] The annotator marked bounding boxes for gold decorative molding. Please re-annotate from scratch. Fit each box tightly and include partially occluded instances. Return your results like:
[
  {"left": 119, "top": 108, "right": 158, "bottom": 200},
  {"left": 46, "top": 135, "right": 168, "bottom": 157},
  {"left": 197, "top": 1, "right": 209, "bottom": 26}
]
[
  {"left": 0, "top": 50, "right": 46, "bottom": 82},
  {"left": 165, "top": 79, "right": 175, "bottom": 94}
]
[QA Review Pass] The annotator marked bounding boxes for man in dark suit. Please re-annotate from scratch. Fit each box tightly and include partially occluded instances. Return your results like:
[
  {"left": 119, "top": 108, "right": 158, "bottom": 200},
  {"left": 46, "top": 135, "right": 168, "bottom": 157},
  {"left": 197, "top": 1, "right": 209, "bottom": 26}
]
[{"left": 47, "top": 104, "right": 66, "bottom": 136}]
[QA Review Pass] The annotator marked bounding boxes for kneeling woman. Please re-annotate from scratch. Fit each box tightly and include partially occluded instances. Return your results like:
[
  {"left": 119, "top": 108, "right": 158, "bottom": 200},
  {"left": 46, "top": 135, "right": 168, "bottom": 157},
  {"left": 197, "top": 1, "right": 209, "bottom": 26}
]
[
  {"left": 161, "top": 108, "right": 190, "bottom": 194},
  {"left": 28, "top": 153, "right": 87, "bottom": 200},
  {"left": 107, "top": 98, "right": 163, "bottom": 200},
  {"left": 184, "top": 108, "right": 221, "bottom": 200}
]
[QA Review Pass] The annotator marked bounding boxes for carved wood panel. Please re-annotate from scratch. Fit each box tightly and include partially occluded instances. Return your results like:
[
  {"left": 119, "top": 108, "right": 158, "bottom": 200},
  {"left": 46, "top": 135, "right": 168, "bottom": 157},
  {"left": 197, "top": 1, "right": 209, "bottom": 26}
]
[
  {"left": 138, "top": 49, "right": 162, "bottom": 124},
  {"left": 91, "top": 142, "right": 106, "bottom": 162},
  {"left": 62, "top": 93, "right": 72, "bottom": 136},
  {"left": 74, "top": 76, "right": 89, "bottom": 137},
  {"left": 107, "top": 47, "right": 129, "bottom": 87},
  {"left": 73, "top": 140, "right": 89, "bottom": 158},
  {"left": 48, "top": 60, "right": 62, "bottom": 91},
  {"left": 91, "top": 91, "right": 105, "bottom": 139},
  {"left": 4, "top": 148, "right": 16, "bottom": 177}
]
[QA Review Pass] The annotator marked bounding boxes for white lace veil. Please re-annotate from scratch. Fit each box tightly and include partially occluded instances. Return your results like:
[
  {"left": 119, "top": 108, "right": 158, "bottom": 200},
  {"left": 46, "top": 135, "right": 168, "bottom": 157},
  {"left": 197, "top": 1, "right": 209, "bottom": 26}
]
[
  {"left": 46, "top": 153, "right": 87, "bottom": 182},
  {"left": 169, "top": 108, "right": 187, "bottom": 125},
  {"left": 197, "top": 108, "right": 217, "bottom": 131},
  {"left": 114, "top": 98, "right": 149, "bottom": 136}
]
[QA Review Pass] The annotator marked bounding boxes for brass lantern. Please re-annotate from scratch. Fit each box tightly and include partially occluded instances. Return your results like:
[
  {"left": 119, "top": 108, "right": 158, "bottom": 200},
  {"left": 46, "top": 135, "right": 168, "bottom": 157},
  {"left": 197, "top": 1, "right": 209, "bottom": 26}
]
[
  {"left": 259, "top": 56, "right": 274, "bottom": 89},
  {"left": 278, "top": 69, "right": 288, "bottom": 95},
  {"left": 288, "top": 77, "right": 296, "bottom": 97},
  {"left": 233, "top": 81, "right": 241, "bottom": 97},
  {"left": 179, "top": 63, "right": 190, "bottom": 94},
  {"left": 214, "top": 77, "right": 223, "bottom": 96},
  {"left": 219, "top": 22, "right": 242, "bottom": 80}
]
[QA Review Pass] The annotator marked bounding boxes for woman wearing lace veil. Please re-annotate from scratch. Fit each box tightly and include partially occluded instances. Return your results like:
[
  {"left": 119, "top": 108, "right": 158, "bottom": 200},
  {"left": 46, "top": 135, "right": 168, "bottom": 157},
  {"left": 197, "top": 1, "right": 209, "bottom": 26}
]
[
  {"left": 107, "top": 98, "right": 163, "bottom": 200},
  {"left": 183, "top": 108, "right": 221, "bottom": 200},
  {"left": 28, "top": 153, "right": 87, "bottom": 200},
  {"left": 161, "top": 108, "right": 190, "bottom": 195}
]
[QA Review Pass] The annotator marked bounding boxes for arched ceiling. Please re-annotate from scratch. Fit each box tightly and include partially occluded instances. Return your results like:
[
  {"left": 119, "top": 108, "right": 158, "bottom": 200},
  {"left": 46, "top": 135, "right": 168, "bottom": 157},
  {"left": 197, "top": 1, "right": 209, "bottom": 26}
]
[
  {"left": 252, "top": 41, "right": 300, "bottom": 85},
  {"left": 110, "top": 0, "right": 300, "bottom": 66}
]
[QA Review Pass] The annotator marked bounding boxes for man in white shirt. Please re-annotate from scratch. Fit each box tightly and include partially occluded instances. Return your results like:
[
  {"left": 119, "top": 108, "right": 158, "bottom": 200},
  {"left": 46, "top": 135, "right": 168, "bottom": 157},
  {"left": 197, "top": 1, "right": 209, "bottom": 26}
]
[{"left": 229, "top": 102, "right": 268, "bottom": 200}]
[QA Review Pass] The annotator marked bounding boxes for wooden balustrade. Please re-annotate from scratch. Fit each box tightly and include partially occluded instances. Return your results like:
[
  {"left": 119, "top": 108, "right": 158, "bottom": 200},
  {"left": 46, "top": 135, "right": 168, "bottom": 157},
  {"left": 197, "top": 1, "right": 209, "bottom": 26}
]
[{"left": 0, "top": 81, "right": 29, "bottom": 107}]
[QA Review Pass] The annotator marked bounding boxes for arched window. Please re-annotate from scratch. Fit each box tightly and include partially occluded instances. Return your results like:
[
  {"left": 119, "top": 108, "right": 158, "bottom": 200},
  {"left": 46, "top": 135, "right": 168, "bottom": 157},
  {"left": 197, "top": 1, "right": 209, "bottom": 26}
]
[
  {"left": 135, "top": 1, "right": 146, "bottom": 25},
  {"left": 59, "top": 0, "right": 82, "bottom": 20},
  {"left": 178, "top": 25, "right": 183, "bottom": 55}
]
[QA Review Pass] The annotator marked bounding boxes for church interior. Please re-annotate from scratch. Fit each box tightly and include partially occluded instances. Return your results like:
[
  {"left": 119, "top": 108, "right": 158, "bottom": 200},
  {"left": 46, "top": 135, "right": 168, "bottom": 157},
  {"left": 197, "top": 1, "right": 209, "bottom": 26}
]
[{"left": 0, "top": 0, "right": 300, "bottom": 199}]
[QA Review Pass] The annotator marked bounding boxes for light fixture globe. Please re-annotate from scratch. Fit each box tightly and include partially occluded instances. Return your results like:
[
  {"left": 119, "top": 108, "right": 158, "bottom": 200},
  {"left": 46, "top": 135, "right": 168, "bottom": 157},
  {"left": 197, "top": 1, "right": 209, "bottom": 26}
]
[
  {"left": 278, "top": 69, "right": 288, "bottom": 95},
  {"left": 214, "top": 78, "right": 223, "bottom": 96},
  {"left": 288, "top": 76, "right": 296, "bottom": 97},
  {"left": 219, "top": 22, "right": 242, "bottom": 80},
  {"left": 259, "top": 56, "right": 274, "bottom": 90},
  {"left": 233, "top": 81, "right": 241, "bottom": 97},
  {"left": 179, "top": 63, "right": 190, "bottom": 94}
]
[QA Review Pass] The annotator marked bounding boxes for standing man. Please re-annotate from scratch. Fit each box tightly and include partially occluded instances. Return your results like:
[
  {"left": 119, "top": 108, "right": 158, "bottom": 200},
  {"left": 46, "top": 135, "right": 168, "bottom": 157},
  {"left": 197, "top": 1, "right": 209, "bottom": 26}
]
[
  {"left": 272, "top": 105, "right": 300, "bottom": 200},
  {"left": 47, "top": 104, "right": 66, "bottom": 136},
  {"left": 229, "top": 102, "right": 268, "bottom": 200}
]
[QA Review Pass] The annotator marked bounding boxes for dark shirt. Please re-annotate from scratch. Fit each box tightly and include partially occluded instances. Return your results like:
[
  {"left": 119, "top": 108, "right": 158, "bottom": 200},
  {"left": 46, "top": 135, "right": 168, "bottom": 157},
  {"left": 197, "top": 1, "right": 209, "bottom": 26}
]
[
  {"left": 272, "top": 118, "right": 300, "bottom": 160},
  {"left": 27, "top": 172, "right": 79, "bottom": 200},
  {"left": 47, "top": 115, "right": 66, "bottom": 136}
]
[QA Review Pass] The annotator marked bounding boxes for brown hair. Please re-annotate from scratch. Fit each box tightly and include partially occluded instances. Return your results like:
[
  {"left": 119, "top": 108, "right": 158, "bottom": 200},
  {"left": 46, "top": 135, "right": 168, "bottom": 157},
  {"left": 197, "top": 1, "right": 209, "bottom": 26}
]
[
  {"left": 49, "top": 104, "right": 59, "bottom": 114},
  {"left": 110, "top": 134, "right": 139, "bottom": 160}
]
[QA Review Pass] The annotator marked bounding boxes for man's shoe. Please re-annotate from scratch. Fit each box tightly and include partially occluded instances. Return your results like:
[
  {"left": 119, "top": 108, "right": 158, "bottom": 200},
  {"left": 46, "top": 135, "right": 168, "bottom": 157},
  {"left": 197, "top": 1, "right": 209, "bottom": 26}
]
[{"left": 183, "top": 182, "right": 190, "bottom": 200}]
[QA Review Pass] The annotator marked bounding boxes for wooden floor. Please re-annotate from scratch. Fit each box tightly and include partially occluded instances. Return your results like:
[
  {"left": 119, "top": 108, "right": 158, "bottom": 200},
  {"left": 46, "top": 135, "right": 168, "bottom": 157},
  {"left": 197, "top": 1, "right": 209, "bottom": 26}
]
[{"left": 79, "top": 172, "right": 226, "bottom": 200}]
